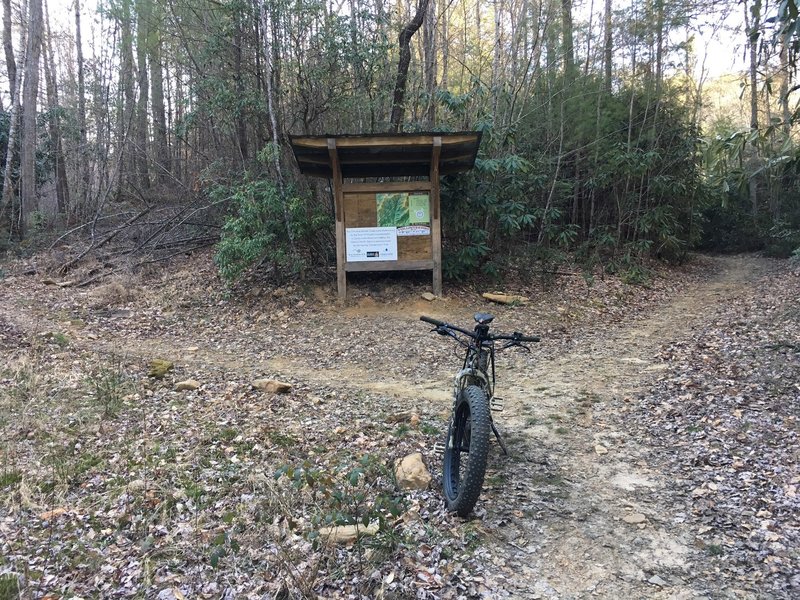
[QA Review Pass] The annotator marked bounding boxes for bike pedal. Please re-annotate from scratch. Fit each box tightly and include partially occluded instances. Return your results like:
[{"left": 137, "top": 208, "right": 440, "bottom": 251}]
[
  {"left": 433, "top": 442, "right": 446, "bottom": 455},
  {"left": 490, "top": 397, "right": 505, "bottom": 412}
]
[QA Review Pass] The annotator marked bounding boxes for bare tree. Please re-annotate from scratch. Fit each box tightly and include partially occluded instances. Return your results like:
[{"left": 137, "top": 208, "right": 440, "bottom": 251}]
[
  {"left": 389, "top": 0, "right": 431, "bottom": 133},
  {"left": 43, "top": 0, "right": 70, "bottom": 215},
  {"left": 75, "top": 0, "right": 90, "bottom": 212},
  {"left": 744, "top": 0, "right": 760, "bottom": 217},
  {"left": 2, "top": 0, "right": 15, "bottom": 99},
  {"left": 20, "top": 0, "right": 43, "bottom": 234}
]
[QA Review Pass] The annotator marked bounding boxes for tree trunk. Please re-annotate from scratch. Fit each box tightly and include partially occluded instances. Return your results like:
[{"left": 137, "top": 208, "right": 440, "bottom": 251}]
[
  {"left": 423, "top": 0, "right": 436, "bottom": 126},
  {"left": 2, "top": 0, "right": 15, "bottom": 99},
  {"left": 20, "top": 0, "right": 43, "bottom": 235},
  {"left": 259, "top": 0, "right": 295, "bottom": 252},
  {"left": 780, "top": 30, "right": 791, "bottom": 135},
  {"left": 118, "top": 0, "right": 136, "bottom": 199},
  {"left": 135, "top": 0, "right": 151, "bottom": 190},
  {"left": 149, "top": 1, "right": 170, "bottom": 181},
  {"left": 654, "top": 0, "right": 664, "bottom": 94},
  {"left": 0, "top": 0, "right": 24, "bottom": 226},
  {"left": 389, "top": 0, "right": 431, "bottom": 133},
  {"left": 42, "top": 0, "right": 70, "bottom": 216},
  {"left": 440, "top": 1, "right": 448, "bottom": 90},
  {"left": 604, "top": 0, "right": 612, "bottom": 91},
  {"left": 233, "top": 10, "right": 248, "bottom": 163},
  {"left": 561, "top": 0, "right": 575, "bottom": 78},
  {"left": 491, "top": 0, "right": 501, "bottom": 115},
  {"left": 744, "top": 0, "right": 760, "bottom": 217},
  {"left": 75, "top": 0, "right": 90, "bottom": 213}
]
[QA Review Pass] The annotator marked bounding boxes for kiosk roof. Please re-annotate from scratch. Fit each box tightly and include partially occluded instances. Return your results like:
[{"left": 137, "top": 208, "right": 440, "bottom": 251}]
[{"left": 289, "top": 132, "right": 481, "bottom": 179}]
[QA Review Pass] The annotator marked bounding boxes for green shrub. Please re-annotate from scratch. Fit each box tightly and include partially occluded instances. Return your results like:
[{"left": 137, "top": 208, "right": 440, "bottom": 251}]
[
  {"left": 764, "top": 222, "right": 800, "bottom": 258},
  {"left": 214, "top": 177, "right": 332, "bottom": 282}
]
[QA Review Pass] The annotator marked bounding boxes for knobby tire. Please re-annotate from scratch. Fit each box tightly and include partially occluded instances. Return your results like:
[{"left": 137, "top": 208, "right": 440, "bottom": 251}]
[{"left": 442, "top": 385, "right": 490, "bottom": 517}]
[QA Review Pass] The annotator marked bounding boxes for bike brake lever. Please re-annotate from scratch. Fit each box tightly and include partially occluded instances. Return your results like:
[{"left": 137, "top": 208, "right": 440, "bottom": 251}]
[{"left": 502, "top": 341, "right": 531, "bottom": 353}]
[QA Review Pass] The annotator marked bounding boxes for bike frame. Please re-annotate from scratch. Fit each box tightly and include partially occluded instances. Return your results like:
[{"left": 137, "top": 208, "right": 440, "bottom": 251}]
[
  {"left": 452, "top": 332, "right": 495, "bottom": 410},
  {"left": 421, "top": 313, "right": 539, "bottom": 515}
]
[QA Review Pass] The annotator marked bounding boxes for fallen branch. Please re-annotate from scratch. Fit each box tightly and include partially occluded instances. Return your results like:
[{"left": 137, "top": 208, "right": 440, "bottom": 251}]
[{"left": 59, "top": 207, "right": 152, "bottom": 274}]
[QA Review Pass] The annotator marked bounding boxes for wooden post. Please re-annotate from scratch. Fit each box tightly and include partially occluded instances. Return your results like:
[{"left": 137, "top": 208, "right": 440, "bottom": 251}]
[
  {"left": 328, "top": 138, "right": 346, "bottom": 302},
  {"left": 431, "top": 136, "right": 442, "bottom": 296}
]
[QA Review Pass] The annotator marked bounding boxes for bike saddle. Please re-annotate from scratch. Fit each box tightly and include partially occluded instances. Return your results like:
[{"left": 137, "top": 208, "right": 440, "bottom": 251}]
[{"left": 474, "top": 312, "right": 494, "bottom": 324}]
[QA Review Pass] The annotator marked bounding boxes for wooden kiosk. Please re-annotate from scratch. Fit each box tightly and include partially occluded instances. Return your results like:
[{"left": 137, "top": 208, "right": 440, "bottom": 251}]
[{"left": 289, "top": 132, "right": 482, "bottom": 301}]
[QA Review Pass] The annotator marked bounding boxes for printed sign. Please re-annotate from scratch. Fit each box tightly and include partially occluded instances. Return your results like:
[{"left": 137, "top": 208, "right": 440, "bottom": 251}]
[
  {"left": 346, "top": 227, "right": 398, "bottom": 262},
  {"left": 408, "top": 194, "right": 430, "bottom": 224},
  {"left": 376, "top": 192, "right": 430, "bottom": 236}
]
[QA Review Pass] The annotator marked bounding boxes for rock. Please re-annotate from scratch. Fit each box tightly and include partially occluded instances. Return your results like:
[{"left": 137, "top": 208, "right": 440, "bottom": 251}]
[
  {"left": 148, "top": 359, "right": 174, "bottom": 379},
  {"left": 594, "top": 444, "right": 609, "bottom": 455},
  {"left": 318, "top": 522, "right": 379, "bottom": 544},
  {"left": 482, "top": 292, "right": 529, "bottom": 305},
  {"left": 175, "top": 379, "right": 200, "bottom": 391},
  {"left": 647, "top": 575, "right": 668, "bottom": 587},
  {"left": 296, "top": 300, "right": 306, "bottom": 308},
  {"left": 252, "top": 379, "right": 292, "bottom": 394},
  {"left": 39, "top": 507, "right": 68, "bottom": 520},
  {"left": 128, "top": 479, "right": 146, "bottom": 492},
  {"left": 622, "top": 512, "right": 647, "bottom": 524},
  {"left": 421, "top": 292, "right": 436, "bottom": 301},
  {"left": 395, "top": 453, "right": 431, "bottom": 491},
  {"left": 385, "top": 410, "right": 418, "bottom": 424}
]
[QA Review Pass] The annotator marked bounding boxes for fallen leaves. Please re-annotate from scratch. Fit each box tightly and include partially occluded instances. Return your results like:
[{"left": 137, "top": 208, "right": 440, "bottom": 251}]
[{"left": 623, "top": 259, "right": 800, "bottom": 596}]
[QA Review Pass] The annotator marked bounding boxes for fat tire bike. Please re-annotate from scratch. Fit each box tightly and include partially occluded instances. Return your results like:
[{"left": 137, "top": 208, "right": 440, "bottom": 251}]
[{"left": 421, "top": 312, "right": 540, "bottom": 517}]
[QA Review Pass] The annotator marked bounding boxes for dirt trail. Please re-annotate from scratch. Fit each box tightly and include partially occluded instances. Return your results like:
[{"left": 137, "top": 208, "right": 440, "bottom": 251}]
[{"left": 471, "top": 255, "right": 772, "bottom": 599}]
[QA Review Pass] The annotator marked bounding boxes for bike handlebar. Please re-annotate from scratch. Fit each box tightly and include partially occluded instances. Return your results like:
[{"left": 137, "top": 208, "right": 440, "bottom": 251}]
[
  {"left": 420, "top": 316, "right": 540, "bottom": 343},
  {"left": 419, "top": 315, "right": 445, "bottom": 327}
]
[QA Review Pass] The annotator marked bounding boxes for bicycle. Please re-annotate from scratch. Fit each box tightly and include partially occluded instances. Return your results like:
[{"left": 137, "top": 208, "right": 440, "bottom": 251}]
[{"left": 420, "top": 313, "right": 540, "bottom": 517}]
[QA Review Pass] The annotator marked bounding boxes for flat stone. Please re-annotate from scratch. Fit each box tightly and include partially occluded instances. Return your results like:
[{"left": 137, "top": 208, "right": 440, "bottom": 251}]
[
  {"left": 647, "top": 575, "right": 668, "bottom": 587},
  {"left": 421, "top": 292, "right": 436, "bottom": 301},
  {"left": 394, "top": 452, "right": 431, "bottom": 491},
  {"left": 623, "top": 513, "right": 648, "bottom": 524},
  {"left": 594, "top": 444, "right": 609, "bottom": 455},
  {"left": 318, "top": 522, "right": 379, "bottom": 544},
  {"left": 175, "top": 379, "right": 200, "bottom": 391},
  {"left": 252, "top": 379, "right": 292, "bottom": 394}
]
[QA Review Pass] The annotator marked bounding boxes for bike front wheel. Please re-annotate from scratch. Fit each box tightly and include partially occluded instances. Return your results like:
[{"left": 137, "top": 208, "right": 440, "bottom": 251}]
[{"left": 442, "top": 385, "right": 490, "bottom": 517}]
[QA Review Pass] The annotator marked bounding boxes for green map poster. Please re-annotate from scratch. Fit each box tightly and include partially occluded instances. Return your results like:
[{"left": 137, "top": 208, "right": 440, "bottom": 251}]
[
  {"left": 376, "top": 192, "right": 430, "bottom": 236},
  {"left": 408, "top": 194, "right": 430, "bottom": 224}
]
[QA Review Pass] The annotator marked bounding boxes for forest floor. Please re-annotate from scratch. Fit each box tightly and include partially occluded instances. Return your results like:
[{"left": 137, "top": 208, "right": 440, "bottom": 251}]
[{"left": 0, "top": 252, "right": 798, "bottom": 599}]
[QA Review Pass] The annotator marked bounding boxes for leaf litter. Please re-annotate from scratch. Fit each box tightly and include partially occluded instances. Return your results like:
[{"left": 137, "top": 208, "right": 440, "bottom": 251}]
[{"left": 0, "top": 252, "right": 796, "bottom": 598}]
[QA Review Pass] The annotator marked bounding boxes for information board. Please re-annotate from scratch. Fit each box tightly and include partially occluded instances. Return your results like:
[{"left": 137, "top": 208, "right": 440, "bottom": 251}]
[{"left": 345, "top": 227, "right": 398, "bottom": 262}]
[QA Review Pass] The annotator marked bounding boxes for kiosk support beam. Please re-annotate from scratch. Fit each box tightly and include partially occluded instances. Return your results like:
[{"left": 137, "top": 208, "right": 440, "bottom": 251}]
[
  {"left": 328, "top": 138, "right": 347, "bottom": 302},
  {"left": 431, "top": 136, "right": 442, "bottom": 296}
]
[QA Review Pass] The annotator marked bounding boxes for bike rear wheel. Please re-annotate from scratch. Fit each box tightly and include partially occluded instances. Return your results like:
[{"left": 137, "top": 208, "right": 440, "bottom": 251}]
[{"left": 442, "top": 385, "right": 490, "bottom": 517}]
